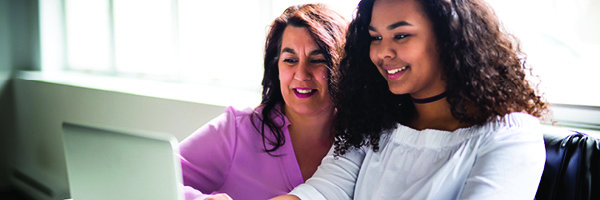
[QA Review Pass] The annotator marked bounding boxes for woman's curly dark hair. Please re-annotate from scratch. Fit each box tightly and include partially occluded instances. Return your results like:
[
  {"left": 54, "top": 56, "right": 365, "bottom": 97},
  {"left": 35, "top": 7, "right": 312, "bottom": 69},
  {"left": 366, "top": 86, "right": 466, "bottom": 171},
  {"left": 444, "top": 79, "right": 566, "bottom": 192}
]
[
  {"left": 332, "top": 0, "right": 549, "bottom": 156},
  {"left": 252, "top": 4, "right": 347, "bottom": 155}
]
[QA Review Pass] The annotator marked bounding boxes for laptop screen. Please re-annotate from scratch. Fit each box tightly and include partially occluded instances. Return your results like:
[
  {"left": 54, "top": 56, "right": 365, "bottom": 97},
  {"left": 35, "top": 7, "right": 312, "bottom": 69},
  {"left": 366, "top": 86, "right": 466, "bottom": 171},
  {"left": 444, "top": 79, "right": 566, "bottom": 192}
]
[{"left": 61, "top": 122, "right": 184, "bottom": 200}]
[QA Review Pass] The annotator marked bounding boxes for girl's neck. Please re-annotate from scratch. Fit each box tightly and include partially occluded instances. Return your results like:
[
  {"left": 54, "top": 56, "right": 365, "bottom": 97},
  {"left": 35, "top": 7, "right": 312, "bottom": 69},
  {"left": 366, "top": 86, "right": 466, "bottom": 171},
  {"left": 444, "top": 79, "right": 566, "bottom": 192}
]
[{"left": 408, "top": 97, "right": 471, "bottom": 131}]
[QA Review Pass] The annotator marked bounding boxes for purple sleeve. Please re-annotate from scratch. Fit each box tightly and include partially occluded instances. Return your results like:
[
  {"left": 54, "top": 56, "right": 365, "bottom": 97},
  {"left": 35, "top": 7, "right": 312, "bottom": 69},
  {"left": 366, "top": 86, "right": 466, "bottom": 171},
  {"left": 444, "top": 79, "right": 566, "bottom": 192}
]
[{"left": 178, "top": 106, "right": 239, "bottom": 200}]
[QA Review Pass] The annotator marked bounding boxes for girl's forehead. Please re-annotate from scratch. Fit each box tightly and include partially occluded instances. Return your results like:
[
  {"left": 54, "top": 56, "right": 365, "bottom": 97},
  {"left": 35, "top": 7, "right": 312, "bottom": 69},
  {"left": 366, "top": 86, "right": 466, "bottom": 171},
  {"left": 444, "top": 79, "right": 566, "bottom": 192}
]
[{"left": 370, "top": 0, "right": 428, "bottom": 29}]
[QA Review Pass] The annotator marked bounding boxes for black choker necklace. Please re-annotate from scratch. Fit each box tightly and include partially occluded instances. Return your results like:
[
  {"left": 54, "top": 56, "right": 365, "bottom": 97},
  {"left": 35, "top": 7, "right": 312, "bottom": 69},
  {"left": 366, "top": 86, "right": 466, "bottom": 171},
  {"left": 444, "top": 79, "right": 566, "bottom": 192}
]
[{"left": 410, "top": 91, "right": 447, "bottom": 104}]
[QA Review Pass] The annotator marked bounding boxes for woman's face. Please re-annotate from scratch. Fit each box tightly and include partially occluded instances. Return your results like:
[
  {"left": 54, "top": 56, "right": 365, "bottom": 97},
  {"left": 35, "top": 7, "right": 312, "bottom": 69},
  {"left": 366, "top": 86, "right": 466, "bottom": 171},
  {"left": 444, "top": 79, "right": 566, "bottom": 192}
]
[
  {"left": 278, "top": 26, "right": 333, "bottom": 116},
  {"left": 369, "top": 0, "right": 446, "bottom": 99}
]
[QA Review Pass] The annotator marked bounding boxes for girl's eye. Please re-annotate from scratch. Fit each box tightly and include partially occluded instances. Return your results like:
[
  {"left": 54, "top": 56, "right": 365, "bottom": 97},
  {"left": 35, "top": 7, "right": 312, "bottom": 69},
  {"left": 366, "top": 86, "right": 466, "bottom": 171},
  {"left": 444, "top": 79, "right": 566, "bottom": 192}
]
[
  {"left": 283, "top": 58, "right": 298, "bottom": 63},
  {"left": 310, "top": 59, "right": 327, "bottom": 64},
  {"left": 370, "top": 36, "right": 382, "bottom": 42},
  {"left": 394, "top": 34, "right": 411, "bottom": 40}
]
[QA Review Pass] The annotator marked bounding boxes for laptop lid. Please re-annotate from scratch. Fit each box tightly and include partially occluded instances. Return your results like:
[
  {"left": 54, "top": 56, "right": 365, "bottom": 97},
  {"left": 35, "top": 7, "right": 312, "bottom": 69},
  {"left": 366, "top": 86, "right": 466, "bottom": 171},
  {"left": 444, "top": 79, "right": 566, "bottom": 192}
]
[{"left": 61, "top": 122, "right": 184, "bottom": 200}]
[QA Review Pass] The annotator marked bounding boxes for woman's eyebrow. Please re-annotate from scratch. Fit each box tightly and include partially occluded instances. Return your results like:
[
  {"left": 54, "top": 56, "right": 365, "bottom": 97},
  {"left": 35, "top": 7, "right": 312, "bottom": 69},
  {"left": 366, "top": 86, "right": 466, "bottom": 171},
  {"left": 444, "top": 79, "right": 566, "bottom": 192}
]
[
  {"left": 281, "top": 47, "right": 296, "bottom": 54},
  {"left": 310, "top": 50, "right": 324, "bottom": 56},
  {"left": 282, "top": 48, "right": 322, "bottom": 56}
]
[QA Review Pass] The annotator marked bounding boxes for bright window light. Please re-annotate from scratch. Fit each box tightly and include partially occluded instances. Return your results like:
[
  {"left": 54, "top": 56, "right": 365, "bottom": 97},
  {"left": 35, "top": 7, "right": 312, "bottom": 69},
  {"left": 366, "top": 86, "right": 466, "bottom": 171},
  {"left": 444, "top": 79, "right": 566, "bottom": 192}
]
[
  {"left": 65, "top": 0, "right": 111, "bottom": 72},
  {"left": 177, "top": 0, "right": 264, "bottom": 88},
  {"left": 49, "top": 0, "right": 599, "bottom": 107},
  {"left": 486, "top": 0, "right": 600, "bottom": 107},
  {"left": 113, "top": 0, "right": 176, "bottom": 77}
]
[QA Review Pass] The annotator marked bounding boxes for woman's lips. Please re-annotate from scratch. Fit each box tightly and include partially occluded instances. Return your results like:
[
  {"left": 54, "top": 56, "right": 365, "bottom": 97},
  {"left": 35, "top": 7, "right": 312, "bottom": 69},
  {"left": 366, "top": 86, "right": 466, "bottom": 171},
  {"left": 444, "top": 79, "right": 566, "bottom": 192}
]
[{"left": 293, "top": 87, "right": 317, "bottom": 98}]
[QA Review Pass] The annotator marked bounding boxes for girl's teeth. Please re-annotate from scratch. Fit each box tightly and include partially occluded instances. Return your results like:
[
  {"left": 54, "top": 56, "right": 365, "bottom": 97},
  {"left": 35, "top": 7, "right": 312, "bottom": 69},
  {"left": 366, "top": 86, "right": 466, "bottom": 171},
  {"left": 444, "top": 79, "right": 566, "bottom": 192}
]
[
  {"left": 387, "top": 66, "right": 407, "bottom": 74},
  {"left": 297, "top": 89, "right": 312, "bottom": 94}
]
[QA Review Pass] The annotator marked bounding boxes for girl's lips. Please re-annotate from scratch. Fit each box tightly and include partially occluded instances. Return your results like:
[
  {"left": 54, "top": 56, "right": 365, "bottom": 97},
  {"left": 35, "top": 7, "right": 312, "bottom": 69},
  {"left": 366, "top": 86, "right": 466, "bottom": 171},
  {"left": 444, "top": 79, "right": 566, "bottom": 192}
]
[{"left": 385, "top": 65, "right": 409, "bottom": 80}]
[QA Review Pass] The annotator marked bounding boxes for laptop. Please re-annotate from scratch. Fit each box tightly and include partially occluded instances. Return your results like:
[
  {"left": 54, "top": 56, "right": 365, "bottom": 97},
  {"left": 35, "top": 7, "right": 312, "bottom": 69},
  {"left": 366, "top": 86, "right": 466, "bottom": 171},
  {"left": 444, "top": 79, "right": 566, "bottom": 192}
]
[{"left": 61, "top": 122, "right": 184, "bottom": 200}]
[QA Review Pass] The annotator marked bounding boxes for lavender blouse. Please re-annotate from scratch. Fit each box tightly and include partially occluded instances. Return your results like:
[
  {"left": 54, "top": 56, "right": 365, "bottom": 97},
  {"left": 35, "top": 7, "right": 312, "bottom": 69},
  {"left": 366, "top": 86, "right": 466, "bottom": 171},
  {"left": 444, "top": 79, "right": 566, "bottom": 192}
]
[{"left": 178, "top": 106, "right": 304, "bottom": 200}]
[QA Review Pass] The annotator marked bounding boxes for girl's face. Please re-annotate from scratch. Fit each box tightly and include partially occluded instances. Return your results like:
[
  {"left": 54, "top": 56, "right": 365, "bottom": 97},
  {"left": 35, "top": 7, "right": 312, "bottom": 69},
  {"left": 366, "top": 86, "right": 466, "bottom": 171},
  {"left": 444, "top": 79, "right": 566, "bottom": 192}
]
[
  {"left": 278, "top": 26, "right": 333, "bottom": 116},
  {"left": 369, "top": 0, "right": 446, "bottom": 99}
]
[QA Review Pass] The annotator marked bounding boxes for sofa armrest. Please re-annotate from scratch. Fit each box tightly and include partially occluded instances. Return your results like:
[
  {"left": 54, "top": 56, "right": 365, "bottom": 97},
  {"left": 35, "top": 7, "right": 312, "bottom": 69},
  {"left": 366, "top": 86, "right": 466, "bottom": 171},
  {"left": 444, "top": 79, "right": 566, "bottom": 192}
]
[{"left": 535, "top": 127, "right": 600, "bottom": 200}]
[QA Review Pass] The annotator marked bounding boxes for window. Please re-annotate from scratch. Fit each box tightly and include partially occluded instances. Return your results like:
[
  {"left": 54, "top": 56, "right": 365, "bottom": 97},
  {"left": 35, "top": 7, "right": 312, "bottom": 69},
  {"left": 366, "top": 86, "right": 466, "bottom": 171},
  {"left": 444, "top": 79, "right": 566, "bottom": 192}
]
[
  {"left": 487, "top": 0, "right": 600, "bottom": 131},
  {"left": 39, "top": 0, "right": 599, "bottom": 130},
  {"left": 486, "top": 0, "right": 600, "bottom": 107},
  {"left": 43, "top": 0, "right": 360, "bottom": 91}
]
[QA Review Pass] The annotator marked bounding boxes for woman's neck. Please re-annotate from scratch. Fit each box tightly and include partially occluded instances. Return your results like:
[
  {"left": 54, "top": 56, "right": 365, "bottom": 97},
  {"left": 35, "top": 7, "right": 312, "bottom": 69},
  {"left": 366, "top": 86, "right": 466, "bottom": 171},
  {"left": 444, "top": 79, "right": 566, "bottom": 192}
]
[
  {"left": 283, "top": 104, "right": 335, "bottom": 142},
  {"left": 283, "top": 104, "right": 335, "bottom": 181}
]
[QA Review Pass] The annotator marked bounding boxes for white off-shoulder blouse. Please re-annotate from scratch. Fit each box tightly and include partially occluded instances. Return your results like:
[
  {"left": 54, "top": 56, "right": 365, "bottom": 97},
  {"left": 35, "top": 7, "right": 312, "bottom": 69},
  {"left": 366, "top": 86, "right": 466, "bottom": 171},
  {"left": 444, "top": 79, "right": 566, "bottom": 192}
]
[{"left": 289, "top": 112, "right": 546, "bottom": 200}]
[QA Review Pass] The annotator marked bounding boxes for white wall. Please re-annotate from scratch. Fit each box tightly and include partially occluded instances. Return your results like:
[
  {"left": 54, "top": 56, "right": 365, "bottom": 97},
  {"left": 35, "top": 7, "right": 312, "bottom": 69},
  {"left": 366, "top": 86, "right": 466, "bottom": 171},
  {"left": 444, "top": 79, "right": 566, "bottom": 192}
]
[
  {"left": 10, "top": 76, "right": 599, "bottom": 200},
  {"left": 12, "top": 77, "right": 228, "bottom": 200},
  {"left": 1, "top": 0, "right": 40, "bottom": 191}
]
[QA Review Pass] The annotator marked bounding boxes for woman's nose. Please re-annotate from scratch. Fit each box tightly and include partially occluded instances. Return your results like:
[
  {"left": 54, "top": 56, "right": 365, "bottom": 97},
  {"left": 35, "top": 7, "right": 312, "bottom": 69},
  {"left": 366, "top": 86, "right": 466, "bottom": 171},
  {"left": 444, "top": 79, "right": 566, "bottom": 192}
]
[{"left": 294, "top": 62, "right": 313, "bottom": 81}]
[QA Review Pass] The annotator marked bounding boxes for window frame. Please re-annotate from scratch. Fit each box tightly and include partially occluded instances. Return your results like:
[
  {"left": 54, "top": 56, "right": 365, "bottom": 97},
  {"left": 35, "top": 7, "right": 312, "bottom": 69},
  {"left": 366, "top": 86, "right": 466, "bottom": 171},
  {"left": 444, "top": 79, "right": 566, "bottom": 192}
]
[{"left": 39, "top": 0, "right": 600, "bottom": 133}]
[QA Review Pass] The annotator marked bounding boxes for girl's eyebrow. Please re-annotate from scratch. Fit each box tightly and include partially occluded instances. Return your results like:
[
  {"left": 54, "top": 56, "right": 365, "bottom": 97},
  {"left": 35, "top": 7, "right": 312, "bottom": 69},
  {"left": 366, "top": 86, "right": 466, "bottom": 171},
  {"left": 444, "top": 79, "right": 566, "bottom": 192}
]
[{"left": 369, "top": 21, "right": 412, "bottom": 31}]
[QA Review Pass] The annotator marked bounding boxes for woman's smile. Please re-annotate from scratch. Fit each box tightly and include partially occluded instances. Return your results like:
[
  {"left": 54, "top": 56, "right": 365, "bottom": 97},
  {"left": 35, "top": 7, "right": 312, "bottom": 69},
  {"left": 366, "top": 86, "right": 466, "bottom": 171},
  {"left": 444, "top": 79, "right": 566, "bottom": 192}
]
[{"left": 293, "top": 87, "right": 317, "bottom": 98}]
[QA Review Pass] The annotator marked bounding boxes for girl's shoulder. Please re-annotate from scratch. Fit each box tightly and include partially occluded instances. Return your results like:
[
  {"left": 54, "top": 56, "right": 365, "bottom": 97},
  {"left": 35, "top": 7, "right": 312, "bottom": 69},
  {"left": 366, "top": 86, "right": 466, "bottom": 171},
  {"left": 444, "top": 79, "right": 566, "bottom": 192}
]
[
  {"left": 485, "top": 112, "right": 541, "bottom": 133},
  {"left": 478, "top": 112, "right": 544, "bottom": 147}
]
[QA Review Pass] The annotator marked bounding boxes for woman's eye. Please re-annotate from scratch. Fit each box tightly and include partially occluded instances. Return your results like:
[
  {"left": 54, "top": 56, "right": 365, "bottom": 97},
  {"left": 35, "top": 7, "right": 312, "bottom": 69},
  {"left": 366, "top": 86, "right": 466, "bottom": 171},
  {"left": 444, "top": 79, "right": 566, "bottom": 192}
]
[
  {"left": 283, "top": 58, "right": 298, "bottom": 63},
  {"left": 310, "top": 59, "right": 327, "bottom": 64},
  {"left": 394, "top": 34, "right": 411, "bottom": 40}
]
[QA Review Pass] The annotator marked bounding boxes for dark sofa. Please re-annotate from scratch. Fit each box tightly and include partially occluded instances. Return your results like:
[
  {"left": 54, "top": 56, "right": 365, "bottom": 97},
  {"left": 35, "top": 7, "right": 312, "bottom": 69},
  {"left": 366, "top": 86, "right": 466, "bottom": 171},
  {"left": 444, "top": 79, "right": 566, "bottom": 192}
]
[{"left": 535, "top": 127, "right": 600, "bottom": 200}]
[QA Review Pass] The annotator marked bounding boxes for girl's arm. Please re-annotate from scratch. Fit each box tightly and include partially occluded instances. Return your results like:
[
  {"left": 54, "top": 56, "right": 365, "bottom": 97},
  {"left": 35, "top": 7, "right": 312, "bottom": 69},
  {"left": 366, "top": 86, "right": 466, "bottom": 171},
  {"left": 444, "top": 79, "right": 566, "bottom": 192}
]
[{"left": 272, "top": 146, "right": 366, "bottom": 200}]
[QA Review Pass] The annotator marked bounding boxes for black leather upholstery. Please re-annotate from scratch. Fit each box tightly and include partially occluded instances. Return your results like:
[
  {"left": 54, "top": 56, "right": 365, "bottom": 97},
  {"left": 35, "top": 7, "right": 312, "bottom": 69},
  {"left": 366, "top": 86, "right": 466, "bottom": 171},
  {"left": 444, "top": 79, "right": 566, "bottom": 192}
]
[{"left": 535, "top": 128, "right": 600, "bottom": 200}]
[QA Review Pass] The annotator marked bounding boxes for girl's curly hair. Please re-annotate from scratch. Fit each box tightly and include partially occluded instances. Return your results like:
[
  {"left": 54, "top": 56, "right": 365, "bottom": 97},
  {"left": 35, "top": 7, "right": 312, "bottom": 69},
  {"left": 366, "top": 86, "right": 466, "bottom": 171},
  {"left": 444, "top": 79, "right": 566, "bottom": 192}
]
[{"left": 331, "top": 0, "right": 549, "bottom": 156}]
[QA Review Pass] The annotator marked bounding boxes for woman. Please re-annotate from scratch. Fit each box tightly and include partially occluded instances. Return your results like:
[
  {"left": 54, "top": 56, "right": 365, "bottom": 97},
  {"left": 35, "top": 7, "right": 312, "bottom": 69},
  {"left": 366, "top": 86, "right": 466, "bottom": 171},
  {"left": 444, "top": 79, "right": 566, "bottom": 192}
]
[
  {"left": 178, "top": 4, "right": 347, "bottom": 200},
  {"left": 273, "top": 0, "right": 549, "bottom": 199}
]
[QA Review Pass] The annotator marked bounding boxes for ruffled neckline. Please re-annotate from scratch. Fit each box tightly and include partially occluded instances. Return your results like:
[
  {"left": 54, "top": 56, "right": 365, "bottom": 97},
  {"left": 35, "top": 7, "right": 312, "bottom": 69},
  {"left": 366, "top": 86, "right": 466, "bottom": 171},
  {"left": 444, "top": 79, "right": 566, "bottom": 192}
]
[{"left": 388, "top": 112, "right": 538, "bottom": 148}]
